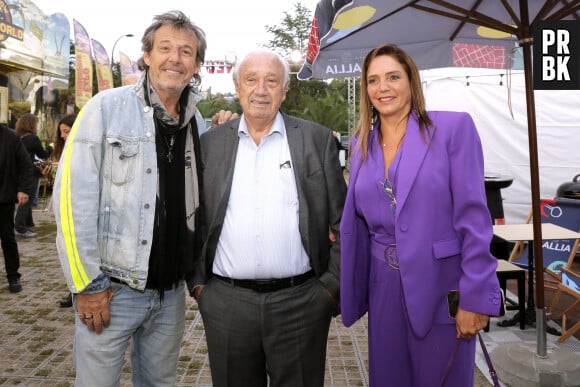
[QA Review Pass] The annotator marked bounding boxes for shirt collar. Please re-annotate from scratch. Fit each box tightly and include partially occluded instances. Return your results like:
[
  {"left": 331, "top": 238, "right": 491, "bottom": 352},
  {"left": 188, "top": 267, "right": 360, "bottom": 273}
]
[{"left": 238, "top": 112, "right": 285, "bottom": 139}]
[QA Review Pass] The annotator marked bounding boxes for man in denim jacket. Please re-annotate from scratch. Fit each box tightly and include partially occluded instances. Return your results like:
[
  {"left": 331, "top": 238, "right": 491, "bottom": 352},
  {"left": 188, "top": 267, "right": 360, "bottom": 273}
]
[{"left": 53, "top": 11, "right": 206, "bottom": 386}]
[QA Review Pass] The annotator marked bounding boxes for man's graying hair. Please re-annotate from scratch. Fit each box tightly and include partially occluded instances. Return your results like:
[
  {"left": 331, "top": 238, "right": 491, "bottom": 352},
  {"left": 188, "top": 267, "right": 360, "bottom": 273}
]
[
  {"left": 137, "top": 10, "right": 207, "bottom": 86},
  {"left": 232, "top": 49, "right": 290, "bottom": 87}
]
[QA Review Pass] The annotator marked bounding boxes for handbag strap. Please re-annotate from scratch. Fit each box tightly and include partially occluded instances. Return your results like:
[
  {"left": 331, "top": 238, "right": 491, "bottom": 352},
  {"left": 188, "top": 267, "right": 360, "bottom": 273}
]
[
  {"left": 478, "top": 332, "right": 500, "bottom": 386},
  {"left": 440, "top": 333, "right": 500, "bottom": 387}
]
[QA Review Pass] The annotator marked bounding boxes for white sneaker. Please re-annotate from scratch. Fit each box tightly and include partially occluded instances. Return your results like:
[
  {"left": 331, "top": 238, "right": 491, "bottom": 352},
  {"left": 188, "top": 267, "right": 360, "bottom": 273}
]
[{"left": 15, "top": 230, "right": 38, "bottom": 238}]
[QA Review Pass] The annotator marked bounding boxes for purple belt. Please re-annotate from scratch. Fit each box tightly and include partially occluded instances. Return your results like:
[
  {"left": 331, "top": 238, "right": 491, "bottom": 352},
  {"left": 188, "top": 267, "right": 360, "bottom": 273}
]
[{"left": 371, "top": 239, "right": 399, "bottom": 270}]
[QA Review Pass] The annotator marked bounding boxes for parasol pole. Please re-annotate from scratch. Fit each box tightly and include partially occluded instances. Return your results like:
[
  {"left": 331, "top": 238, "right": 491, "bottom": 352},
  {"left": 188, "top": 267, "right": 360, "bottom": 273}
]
[{"left": 518, "top": 0, "right": 547, "bottom": 358}]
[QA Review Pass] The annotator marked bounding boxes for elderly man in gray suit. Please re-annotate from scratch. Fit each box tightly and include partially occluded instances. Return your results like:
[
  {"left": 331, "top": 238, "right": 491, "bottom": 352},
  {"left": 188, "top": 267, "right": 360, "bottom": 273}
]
[{"left": 190, "top": 48, "right": 346, "bottom": 387}]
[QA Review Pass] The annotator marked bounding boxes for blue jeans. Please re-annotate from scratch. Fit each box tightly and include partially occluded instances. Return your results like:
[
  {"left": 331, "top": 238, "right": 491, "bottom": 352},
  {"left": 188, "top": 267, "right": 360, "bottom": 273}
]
[
  {"left": 32, "top": 179, "right": 40, "bottom": 207},
  {"left": 73, "top": 281, "right": 186, "bottom": 387}
]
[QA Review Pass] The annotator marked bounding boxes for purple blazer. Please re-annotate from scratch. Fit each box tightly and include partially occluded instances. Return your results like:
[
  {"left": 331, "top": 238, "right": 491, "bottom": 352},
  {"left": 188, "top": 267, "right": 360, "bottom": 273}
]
[{"left": 340, "top": 111, "right": 502, "bottom": 338}]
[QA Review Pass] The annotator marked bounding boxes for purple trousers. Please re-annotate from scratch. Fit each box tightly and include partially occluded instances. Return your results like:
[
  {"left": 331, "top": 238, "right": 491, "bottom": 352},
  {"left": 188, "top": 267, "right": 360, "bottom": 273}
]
[{"left": 367, "top": 242, "right": 476, "bottom": 387}]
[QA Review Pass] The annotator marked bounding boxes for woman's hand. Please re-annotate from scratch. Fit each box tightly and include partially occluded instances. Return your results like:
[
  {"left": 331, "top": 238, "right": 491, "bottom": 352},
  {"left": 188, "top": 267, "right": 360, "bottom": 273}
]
[
  {"left": 38, "top": 163, "right": 52, "bottom": 176},
  {"left": 455, "top": 307, "right": 489, "bottom": 340}
]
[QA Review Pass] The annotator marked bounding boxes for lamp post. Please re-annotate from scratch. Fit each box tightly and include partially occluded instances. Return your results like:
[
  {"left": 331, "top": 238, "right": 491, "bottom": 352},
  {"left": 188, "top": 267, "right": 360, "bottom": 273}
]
[{"left": 111, "top": 33, "right": 134, "bottom": 87}]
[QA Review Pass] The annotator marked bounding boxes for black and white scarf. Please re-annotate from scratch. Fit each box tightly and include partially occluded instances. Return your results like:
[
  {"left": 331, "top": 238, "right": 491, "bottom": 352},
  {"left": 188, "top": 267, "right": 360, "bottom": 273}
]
[{"left": 143, "top": 73, "right": 200, "bottom": 292}]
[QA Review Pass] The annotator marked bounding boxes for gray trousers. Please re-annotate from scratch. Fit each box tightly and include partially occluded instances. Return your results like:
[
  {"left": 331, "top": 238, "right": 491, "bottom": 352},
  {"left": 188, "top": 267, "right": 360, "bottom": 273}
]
[{"left": 198, "top": 276, "right": 333, "bottom": 387}]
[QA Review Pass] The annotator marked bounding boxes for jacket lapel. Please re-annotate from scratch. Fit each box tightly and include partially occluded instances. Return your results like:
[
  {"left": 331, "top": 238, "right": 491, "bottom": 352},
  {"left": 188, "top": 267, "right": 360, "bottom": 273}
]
[
  {"left": 220, "top": 121, "right": 240, "bottom": 194},
  {"left": 284, "top": 115, "right": 304, "bottom": 187},
  {"left": 283, "top": 114, "right": 310, "bottom": 254},
  {"left": 396, "top": 115, "right": 431, "bottom": 214},
  {"left": 211, "top": 120, "right": 240, "bottom": 235}
]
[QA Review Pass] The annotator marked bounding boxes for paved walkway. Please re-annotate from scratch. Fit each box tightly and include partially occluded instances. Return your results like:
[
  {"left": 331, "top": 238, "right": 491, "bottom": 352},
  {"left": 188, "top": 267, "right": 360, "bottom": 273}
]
[
  {"left": 4, "top": 209, "right": 577, "bottom": 386},
  {"left": 0, "top": 210, "right": 373, "bottom": 386}
]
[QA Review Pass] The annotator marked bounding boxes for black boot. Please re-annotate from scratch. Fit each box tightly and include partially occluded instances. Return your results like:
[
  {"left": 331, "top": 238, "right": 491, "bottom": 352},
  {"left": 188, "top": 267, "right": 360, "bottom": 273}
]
[
  {"left": 8, "top": 279, "right": 22, "bottom": 293},
  {"left": 59, "top": 292, "right": 73, "bottom": 308}
]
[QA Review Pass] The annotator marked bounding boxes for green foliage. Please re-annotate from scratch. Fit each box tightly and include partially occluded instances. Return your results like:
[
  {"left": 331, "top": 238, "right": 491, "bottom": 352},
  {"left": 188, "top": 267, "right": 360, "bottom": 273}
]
[
  {"left": 8, "top": 101, "right": 32, "bottom": 122},
  {"left": 265, "top": 2, "right": 312, "bottom": 61},
  {"left": 111, "top": 61, "right": 123, "bottom": 89},
  {"left": 263, "top": 2, "right": 351, "bottom": 132},
  {"left": 68, "top": 42, "right": 75, "bottom": 99},
  {"left": 197, "top": 97, "right": 241, "bottom": 119},
  {"left": 280, "top": 75, "right": 351, "bottom": 132},
  {"left": 295, "top": 91, "right": 349, "bottom": 133},
  {"left": 92, "top": 63, "right": 99, "bottom": 95},
  {"left": 196, "top": 1, "right": 354, "bottom": 135}
]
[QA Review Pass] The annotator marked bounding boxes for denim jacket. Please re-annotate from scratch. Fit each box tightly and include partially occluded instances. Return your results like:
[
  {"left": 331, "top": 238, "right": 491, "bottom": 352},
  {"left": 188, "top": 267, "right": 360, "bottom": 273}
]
[{"left": 53, "top": 74, "right": 205, "bottom": 293}]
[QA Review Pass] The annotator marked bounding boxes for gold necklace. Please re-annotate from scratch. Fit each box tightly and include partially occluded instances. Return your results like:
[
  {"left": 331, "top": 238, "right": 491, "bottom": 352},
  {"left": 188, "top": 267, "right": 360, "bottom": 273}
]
[{"left": 382, "top": 132, "right": 406, "bottom": 150}]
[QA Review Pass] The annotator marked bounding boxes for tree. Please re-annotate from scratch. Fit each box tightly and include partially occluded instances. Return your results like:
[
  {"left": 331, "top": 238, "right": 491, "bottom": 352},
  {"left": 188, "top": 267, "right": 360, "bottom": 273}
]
[
  {"left": 265, "top": 2, "right": 312, "bottom": 62},
  {"left": 111, "top": 60, "right": 122, "bottom": 89},
  {"left": 263, "top": 2, "right": 351, "bottom": 134},
  {"left": 68, "top": 41, "right": 76, "bottom": 99}
]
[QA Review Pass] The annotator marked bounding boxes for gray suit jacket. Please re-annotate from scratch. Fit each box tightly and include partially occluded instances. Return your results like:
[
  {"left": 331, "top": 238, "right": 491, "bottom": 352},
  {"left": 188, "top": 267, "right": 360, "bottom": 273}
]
[{"left": 191, "top": 113, "right": 346, "bottom": 309}]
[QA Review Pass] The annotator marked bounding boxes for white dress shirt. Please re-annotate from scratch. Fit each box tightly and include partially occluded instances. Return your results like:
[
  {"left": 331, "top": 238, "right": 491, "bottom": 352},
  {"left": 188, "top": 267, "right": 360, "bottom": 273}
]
[{"left": 212, "top": 113, "right": 311, "bottom": 279}]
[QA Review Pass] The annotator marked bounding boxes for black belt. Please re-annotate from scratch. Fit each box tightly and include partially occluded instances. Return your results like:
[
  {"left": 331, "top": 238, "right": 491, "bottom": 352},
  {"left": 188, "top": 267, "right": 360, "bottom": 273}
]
[{"left": 213, "top": 270, "right": 315, "bottom": 293}]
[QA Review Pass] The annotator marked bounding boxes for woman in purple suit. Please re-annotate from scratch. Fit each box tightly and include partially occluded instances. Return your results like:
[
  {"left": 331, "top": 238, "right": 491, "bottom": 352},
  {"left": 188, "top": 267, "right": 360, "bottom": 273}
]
[{"left": 340, "top": 44, "right": 503, "bottom": 386}]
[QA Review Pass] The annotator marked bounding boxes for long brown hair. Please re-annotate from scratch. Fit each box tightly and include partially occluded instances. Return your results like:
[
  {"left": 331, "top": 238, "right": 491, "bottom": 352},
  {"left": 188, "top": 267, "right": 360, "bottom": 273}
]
[
  {"left": 15, "top": 113, "right": 39, "bottom": 137},
  {"left": 354, "top": 44, "right": 433, "bottom": 161},
  {"left": 53, "top": 114, "right": 77, "bottom": 161}
]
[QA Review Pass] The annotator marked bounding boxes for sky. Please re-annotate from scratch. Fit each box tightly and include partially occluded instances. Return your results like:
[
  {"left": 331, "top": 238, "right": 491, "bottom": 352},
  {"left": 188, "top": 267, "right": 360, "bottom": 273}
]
[{"left": 32, "top": 0, "right": 320, "bottom": 93}]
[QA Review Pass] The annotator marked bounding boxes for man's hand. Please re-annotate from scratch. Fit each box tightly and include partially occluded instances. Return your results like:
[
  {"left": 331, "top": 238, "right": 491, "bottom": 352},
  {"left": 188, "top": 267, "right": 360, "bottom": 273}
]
[
  {"left": 211, "top": 110, "right": 239, "bottom": 127},
  {"left": 329, "top": 228, "right": 337, "bottom": 242},
  {"left": 16, "top": 192, "right": 28, "bottom": 207},
  {"left": 76, "top": 288, "right": 114, "bottom": 334},
  {"left": 193, "top": 285, "right": 205, "bottom": 301}
]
